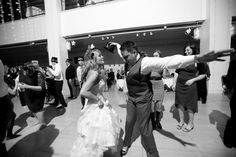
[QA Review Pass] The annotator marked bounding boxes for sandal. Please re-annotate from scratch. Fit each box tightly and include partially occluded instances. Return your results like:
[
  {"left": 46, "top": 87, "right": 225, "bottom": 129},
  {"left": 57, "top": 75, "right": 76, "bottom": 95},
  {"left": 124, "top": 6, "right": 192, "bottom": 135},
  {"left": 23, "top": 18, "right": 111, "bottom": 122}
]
[
  {"left": 121, "top": 146, "right": 130, "bottom": 156},
  {"left": 176, "top": 123, "right": 184, "bottom": 130},
  {"left": 182, "top": 125, "right": 194, "bottom": 132}
]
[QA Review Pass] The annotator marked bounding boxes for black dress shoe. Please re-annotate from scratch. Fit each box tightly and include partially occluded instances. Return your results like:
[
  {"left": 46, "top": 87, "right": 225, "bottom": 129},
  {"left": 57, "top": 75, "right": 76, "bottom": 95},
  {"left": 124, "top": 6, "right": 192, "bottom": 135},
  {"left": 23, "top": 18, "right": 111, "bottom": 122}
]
[
  {"left": 39, "top": 124, "right": 47, "bottom": 130},
  {"left": 49, "top": 102, "right": 58, "bottom": 106},
  {"left": 7, "top": 133, "right": 21, "bottom": 140},
  {"left": 156, "top": 122, "right": 162, "bottom": 130},
  {"left": 63, "top": 103, "right": 67, "bottom": 107}
]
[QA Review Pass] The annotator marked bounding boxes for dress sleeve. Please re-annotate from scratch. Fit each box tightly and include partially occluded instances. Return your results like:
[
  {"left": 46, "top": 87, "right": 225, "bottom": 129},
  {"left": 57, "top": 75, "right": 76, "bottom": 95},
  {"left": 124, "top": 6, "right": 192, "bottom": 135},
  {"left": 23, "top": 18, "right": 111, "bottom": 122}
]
[{"left": 37, "top": 72, "right": 46, "bottom": 90}]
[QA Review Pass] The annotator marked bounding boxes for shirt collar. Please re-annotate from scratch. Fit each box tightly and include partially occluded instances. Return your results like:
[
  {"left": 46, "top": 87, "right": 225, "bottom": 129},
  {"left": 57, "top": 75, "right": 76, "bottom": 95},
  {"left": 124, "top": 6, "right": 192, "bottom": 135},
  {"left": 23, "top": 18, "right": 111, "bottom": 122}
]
[{"left": 136, "top": 53, "right": 140, "bottom": 62}]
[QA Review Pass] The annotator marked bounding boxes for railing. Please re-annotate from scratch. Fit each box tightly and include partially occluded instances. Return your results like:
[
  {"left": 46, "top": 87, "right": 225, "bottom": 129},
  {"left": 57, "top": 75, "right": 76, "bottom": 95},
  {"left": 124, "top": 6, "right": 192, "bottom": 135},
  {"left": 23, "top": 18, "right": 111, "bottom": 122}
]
[
  {"left": 0, "top": 0, "right": 45, "bottom": 24},
  {"left": 0, "top": 0, "right": 117, "bottom": 24},
  {"left": 61, "top": 0, "right": 115, "bottom": 10}
]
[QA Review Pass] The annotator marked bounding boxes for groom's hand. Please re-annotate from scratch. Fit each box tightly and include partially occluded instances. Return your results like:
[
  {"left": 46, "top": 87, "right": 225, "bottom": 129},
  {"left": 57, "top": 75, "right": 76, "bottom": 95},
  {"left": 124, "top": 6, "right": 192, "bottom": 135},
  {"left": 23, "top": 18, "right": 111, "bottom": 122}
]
[
  {"left": 196, "top": 48, "right": 235, "bottom": 63},
  {"left": 198, "top": 48, "right": 235, "bottom": 62}
]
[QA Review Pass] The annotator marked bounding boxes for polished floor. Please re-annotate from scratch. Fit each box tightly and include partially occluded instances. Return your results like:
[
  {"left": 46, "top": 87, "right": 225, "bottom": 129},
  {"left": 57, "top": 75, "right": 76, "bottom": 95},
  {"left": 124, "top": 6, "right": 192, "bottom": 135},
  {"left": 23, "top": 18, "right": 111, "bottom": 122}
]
[{"left": 5, "top": 86, "right": 236, "bottom": 157}]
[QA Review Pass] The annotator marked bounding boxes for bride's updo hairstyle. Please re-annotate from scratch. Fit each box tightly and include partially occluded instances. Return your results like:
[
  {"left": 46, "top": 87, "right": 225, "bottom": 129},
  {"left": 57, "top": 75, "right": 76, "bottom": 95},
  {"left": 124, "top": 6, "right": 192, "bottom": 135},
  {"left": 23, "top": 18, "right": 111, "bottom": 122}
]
[{"left": 81, "top": 45, "right": 102, "bottom": 82}]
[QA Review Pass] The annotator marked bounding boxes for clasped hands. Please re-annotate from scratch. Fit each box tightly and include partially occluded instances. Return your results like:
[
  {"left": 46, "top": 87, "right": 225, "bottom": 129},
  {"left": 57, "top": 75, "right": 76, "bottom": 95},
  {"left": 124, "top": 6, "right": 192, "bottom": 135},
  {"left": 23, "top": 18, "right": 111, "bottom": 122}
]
[
  {"left": 97, "top": 95, "right": 110, "bottom": 109},
  {"left": 17, "top": 82, "right": 29, "bottom": 92}
]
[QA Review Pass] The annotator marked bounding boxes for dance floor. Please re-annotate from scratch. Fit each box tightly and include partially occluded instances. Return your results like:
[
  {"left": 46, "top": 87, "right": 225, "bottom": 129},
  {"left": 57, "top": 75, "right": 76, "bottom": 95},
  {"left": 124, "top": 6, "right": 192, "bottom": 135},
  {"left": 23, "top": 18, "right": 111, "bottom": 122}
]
[{"left": 5, "top": 86, "right": 236, "bottom": 157}]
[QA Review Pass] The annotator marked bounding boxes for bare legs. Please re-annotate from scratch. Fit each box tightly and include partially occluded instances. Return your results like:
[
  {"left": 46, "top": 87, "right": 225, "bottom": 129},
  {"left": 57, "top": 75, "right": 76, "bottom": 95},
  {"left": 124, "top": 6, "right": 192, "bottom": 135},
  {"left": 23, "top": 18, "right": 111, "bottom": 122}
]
[
  {"left": 177, "top": 105, "right": 194, "bottom": 131},
  {"left": 34, "top": 110, "right": 46, "bottom": 130}
]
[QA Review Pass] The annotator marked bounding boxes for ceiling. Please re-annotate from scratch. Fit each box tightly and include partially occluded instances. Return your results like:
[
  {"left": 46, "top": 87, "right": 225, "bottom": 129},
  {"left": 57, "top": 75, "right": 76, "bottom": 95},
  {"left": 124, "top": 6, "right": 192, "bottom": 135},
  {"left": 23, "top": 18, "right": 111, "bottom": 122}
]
[
  {"left": 69, "top": 26, "right": 194, "bottom": 45},
  {"left": 68, "top": 26, "right": 197, "bottom": 55},
  {"left": 0, "top": 26, "right": 198, "bottom": 66}
]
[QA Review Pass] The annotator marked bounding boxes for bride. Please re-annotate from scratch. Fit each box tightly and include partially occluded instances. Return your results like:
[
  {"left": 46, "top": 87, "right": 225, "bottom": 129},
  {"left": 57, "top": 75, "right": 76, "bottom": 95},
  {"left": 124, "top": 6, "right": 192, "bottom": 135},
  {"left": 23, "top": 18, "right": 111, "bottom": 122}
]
[{"left": 70, "top": 46, "right": 121, "bottom": 157}]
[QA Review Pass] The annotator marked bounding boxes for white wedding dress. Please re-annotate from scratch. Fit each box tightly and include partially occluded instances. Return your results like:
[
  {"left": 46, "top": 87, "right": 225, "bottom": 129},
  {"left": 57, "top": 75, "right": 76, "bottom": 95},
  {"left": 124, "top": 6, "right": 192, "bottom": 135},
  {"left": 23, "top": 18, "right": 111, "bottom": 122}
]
[{"left": 71, "top": 79, "right": 121, "bottom": 157}]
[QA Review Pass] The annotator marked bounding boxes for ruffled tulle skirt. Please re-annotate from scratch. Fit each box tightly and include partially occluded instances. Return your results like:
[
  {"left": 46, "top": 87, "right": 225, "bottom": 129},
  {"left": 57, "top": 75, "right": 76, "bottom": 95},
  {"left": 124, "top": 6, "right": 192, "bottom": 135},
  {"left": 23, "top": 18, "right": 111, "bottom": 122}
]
[{"left": 71, "top": 103, "right": 121, "bottom": 157}]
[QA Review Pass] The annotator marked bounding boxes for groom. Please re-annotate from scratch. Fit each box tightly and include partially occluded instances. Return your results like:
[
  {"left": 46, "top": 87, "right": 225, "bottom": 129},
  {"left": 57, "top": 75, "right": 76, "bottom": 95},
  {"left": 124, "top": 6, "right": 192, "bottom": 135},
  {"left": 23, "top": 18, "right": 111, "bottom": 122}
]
[{"left": 109, "top": 41, "right": 234, "bottom": 157}]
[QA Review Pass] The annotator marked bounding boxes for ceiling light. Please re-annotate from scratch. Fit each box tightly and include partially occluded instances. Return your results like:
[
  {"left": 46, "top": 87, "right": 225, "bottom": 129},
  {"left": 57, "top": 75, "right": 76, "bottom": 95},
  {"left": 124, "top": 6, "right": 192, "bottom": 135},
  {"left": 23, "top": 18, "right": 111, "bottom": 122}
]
[
  {"left": 71, "top": 40, "right": 76, "bottom": 46},
  {"left": 66, "top": 41, "right": 71, "bottom": 51},
  {"left": 193, "top": 27, "right": 200, "bottom": 40},
  {"left": 185, "top": 28, "right": 192, "bottom": 36},
  {"left": 185, "top": 27, "right": 200, "bottom": 40}
]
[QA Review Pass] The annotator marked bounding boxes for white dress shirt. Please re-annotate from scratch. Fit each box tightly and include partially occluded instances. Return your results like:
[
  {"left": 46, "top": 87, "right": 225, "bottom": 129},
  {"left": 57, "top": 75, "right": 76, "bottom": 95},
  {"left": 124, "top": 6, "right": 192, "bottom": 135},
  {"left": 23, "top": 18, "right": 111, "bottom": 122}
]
[
  {"left": 49, "top": 63, "right": 64, "bottom": 81},
  {"left": 76, "top": 66, "right": 83, "bottom": 82},
  {"left": 141, "top": 55, "right": 196, "bottom": 75}
]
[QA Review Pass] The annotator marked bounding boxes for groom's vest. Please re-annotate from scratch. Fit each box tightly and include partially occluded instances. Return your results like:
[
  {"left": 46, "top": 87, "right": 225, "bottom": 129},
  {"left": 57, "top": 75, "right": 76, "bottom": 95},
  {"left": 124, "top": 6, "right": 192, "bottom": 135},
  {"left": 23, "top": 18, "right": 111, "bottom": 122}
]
[{"left": 126, "top": 57, "right": 153, "bottom": 102}]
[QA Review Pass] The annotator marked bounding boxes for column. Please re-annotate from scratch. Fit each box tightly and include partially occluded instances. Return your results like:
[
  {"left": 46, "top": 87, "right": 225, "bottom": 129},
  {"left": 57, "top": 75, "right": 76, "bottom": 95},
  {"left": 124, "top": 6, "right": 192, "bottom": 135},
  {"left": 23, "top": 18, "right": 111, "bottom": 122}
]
[
  {"left": 200, "top": 0, "right": 232, "bottom": 93},
  {"left": 44, "top": 0, "right": 68, "bottom": 73}
]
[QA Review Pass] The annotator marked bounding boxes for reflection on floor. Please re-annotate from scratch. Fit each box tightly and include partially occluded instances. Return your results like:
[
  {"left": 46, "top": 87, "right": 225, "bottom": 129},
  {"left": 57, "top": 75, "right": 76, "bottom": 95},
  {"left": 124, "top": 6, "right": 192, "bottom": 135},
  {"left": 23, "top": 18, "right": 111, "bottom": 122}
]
[{"left": 5, "top": 87, "right": 236, "bottom": 157}]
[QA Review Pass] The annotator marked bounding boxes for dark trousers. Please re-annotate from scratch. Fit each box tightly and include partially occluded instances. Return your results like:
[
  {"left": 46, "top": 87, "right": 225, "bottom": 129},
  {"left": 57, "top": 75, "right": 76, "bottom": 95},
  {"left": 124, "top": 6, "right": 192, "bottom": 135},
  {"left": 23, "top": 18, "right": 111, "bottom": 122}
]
[
  {"left": 0, "top": 95, "right": 13, "bottom": 157},
  {"left": 123, "top": 97, "right": 159, "bottom": 157},
  {"left": 197, "top": 79, "right": 208, "bottom": 103},
  {"left": 46, "top": 78, "right": 55, "bottom": 101},
  {"left": 67, "top": 78, "right": 76, "bottom": 97},
  {"left": 54, "top": 80, "right": 66, "bottom": 106}
]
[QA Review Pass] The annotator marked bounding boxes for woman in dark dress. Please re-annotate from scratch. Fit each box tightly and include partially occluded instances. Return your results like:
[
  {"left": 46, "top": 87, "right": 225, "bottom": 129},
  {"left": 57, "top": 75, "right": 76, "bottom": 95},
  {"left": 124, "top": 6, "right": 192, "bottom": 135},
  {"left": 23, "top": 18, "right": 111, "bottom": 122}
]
[
  {"left": 18, "top": 61, "right": 47, "bottom": 130},
  {"left": 173, "top": 45, "right": 208, "bottom": 132}
]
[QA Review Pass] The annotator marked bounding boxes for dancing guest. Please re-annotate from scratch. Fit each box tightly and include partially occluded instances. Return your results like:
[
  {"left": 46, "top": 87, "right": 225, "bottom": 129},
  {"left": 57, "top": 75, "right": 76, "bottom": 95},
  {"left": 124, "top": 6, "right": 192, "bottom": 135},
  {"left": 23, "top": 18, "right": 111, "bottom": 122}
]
[
  {"left": 6, "top": 77, "right": 20, "bottom": 139},
  {"left": 18, "top": 61, "right": 47, "bottom": 130},
  {"left": 46, "top": 57, "right": 67, "bottom": 108},
  {"left": 70, "top": 47, "right": 120, "bottom": 157},
  {"left": 109, "top": 41, "right": 234, "bottom": 157},
  {"left": 150, "top": 50, "right": 166, "bottom": 130}
]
